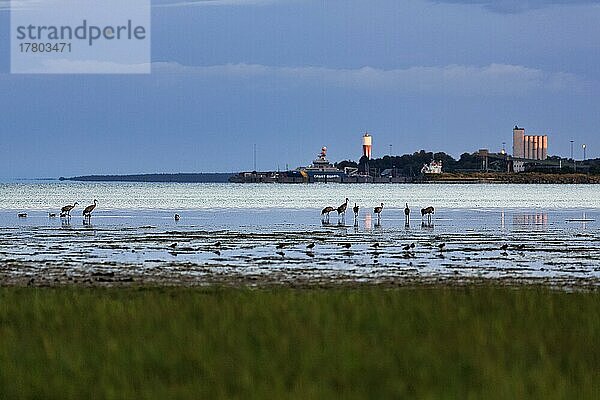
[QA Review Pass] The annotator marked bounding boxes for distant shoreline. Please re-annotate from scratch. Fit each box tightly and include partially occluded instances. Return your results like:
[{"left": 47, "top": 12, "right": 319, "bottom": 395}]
[
  {"left": 55, "top": 172, "right": 600, "bottom": 184},
  {"left": 60, "top": 173, "right": 235, "bottom": 183},
  {"left": 423, "top": 172, "right": 600, "bottom": 184}
]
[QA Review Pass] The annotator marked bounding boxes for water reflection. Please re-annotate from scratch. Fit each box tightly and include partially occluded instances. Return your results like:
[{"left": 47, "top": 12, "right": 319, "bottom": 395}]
[
  {"left": 364, "top": 214, "right": 372, "bottom": 231},
  {"left": 421, "top": 221, "right": 434, "bottom": 231},
  {"left": 566, "top": 212, "right": 595, "bottom": 230},
  {"left": 513, "top": 213, "right": 548, "bottom": 227}
]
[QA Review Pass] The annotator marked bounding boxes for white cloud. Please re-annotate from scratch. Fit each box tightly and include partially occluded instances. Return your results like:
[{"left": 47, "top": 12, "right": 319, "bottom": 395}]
[
  {"left": 152, "top": 62, "right": 589, "bottom": 96},
  {"left": 0, "top": 0, "right": 45, "bottom": 11},
  {"left": 152, "top": 0, "right": 280, "bottom": 7},
  {"left": 429, "top": 0, "right": 600, "bottom": 13},
  {"left": 10, "top": 59, "right": 151, "bottom": 74}
]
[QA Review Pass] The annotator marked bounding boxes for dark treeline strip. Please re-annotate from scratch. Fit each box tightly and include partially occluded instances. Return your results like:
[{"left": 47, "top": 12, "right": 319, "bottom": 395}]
[
  {"left": 60, "top": 173, "right": 235, "bottom": 183},
  {"left": 336, "top": 151, "right": 600, "bottom": 176}
]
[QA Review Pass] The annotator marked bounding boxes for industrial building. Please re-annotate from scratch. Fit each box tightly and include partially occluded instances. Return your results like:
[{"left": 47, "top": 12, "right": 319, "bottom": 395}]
[{"left": 512, "top": 125, "right": 548, "bottom": 160}]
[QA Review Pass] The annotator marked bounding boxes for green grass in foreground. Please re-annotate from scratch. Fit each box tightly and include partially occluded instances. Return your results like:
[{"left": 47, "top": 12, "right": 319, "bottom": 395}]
[{"left": 0, "top": 286, "right": 598, "bottom": 399}]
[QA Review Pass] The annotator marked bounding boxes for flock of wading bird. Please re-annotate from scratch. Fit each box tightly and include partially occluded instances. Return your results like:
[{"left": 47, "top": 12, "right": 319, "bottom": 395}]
[
  {"left": 321, "top": 198, "right": 435, "bottom": 227},
  {"left": 17, "top": 198, "right": 435, "bottom": 229},
  {"left": 18, "top": 200, "right": 98, "bottom": 223}
]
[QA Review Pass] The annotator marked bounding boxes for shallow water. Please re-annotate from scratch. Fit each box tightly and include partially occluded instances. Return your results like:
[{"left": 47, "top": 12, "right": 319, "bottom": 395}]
[
  {"left": 1, "top": 182, "right": 599, "bottom": 210},
  {"left": 0, "top": 183, "right": 598, "bottom": 287}
]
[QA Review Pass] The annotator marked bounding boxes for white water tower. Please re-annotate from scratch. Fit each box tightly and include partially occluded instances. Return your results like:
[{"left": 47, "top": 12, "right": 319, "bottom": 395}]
[{"left": 362, "top": 133, "right": 372, "bottom": 159}]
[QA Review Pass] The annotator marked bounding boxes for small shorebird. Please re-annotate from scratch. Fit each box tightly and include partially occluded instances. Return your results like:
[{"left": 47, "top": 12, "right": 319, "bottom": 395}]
[
  {"left": 306, "top": 242, "right": 315, "bottom": 249},
  {"left": 82, "top": 199, "right": 97, "bottom": 221},
  {"left": 321, "top": 206, "right": 335, "bottom": 223},
  {"left": 174, "top": 213, "right": 180, "bottom": 221},
  {"left": 48, "top": 212, "right": 57, "bottom": 218},
  {"left": 17, "top": 212, "right": 27, "bottom": 218},
  {"left": 61, "top": 202, "right": 78, "bottom": 217}
]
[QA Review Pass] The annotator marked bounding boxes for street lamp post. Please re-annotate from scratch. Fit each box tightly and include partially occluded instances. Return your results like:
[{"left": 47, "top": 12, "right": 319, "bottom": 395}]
[
  {"left": 570, "top": 140, "right": 574, "bottom": 159},
  {"left": 570, "top": 140, "right": 575, "bottom": 172},
  {"left": 583, "top": 144, "right": 587, "bottom": 161},
  {"left": 253, "top": 144, "right": 257, "bottom": 171}
]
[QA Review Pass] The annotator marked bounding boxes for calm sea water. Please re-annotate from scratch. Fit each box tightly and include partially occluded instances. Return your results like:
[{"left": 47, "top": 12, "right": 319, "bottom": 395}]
[{"left": 0, "top": 182, "right": 599, "bottom": 211}]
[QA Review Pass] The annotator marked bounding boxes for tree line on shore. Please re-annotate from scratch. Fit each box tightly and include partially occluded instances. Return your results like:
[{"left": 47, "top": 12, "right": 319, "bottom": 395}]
[{"left": 335, "top": 150, "right": 600, "bottom": 176}]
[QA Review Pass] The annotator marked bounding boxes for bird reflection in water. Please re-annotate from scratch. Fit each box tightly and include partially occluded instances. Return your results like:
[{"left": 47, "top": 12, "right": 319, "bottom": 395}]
[{"left": 421, "top": 221, "right": 434, "bottom": 231}]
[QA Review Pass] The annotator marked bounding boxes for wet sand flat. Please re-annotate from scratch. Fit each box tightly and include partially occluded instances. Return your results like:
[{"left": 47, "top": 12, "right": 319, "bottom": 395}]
[{"left": 1, "top": 208, "right": 598, "bottom": 288}]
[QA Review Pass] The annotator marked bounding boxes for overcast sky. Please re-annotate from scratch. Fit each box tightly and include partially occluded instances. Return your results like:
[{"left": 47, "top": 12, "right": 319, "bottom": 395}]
[{"left": 1, "top": 0, "right": 599, "bottom": 178}]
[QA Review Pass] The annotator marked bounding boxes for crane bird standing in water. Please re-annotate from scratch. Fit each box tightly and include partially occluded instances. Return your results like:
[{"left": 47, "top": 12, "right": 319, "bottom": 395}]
[
  {"left": 83, "top": 199, "right": 97, "bottom": 221},
  {"left": 61, "top": 202, "right": 78, "bottom": 217},
  {"left": 421, "top": 206, "right": 435, "bottom": 223},
  {"left": 321, "top": 206, "right": 335, "bottom": 223},
  {"left": 353, "top": 203, "right": 359, "bottom": 226},
  {"left": 336, "top": 198, "right": 349, "bottom": 222},
  {"left": 373, "top": 203, "right": 384, "bottom": 223}
]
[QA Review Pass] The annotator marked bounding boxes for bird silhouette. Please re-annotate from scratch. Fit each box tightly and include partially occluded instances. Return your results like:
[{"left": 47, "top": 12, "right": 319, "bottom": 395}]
[
  {"left": 337, "top": 198, "right": 349, "bottom": 222},
  {"left": 61, "top": 202, "right": 78, "bottom": 217},
  {"left": 438, "top": 243, "right": 446, "bottom": 251},
  {"left": 421, "top": 206, "right": 435, "bottom": 223},
  {"left": 353, "top": 203, "right": 360, "bottom": 226},
  {"left": 174, "top": 214, "right": 180, "bottom": 221},
  {"left": 500, "top": 244, "right": 509, "bottom": 251},
  {"left": 276, "top": 251, "right": 285, "bottom": 258},
  {"left": 82, "top": 199, "right": 97, "bottom": 220},
  {"left": 306, "top": 242, "right": 315, "bottom": 249},
  {"left": 321, "top": 206, "right": 335, "bottom": 223},
  {"left": 373, "top": 203, "right": 384, "bottom": 222}
]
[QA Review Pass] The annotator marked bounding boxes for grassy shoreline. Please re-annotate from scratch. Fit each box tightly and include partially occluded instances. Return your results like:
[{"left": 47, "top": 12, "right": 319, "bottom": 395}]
[{"left": 1, "top": 286, "right": 599, "bottom": 398}]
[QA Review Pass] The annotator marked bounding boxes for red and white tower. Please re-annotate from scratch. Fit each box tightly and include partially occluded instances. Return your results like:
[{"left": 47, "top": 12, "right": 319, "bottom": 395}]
[{"left": 362, "top": 133, "right": 372, "bottom": 159}]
